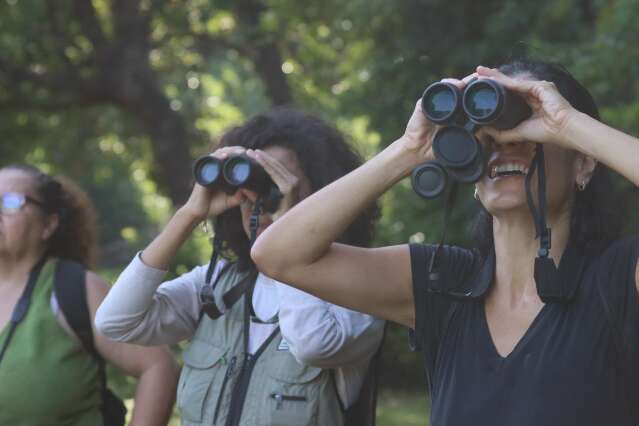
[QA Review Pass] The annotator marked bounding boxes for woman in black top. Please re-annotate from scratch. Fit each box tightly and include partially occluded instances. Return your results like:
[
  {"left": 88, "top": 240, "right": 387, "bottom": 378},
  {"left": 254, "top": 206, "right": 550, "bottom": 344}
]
[{"left": 251, "top": 59, "right": 639, "bottom": 425}]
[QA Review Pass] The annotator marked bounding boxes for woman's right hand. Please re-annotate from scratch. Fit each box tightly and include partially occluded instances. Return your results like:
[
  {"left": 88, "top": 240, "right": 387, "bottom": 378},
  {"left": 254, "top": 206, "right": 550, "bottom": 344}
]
[
  {"left": 182, "top": 146, "right": 248, "bottom": 221},
  {"left": 397, "top": 99, "right": 438, "bottom": 162},
  {"left": 398, "top": 73, "right": 478, "bottom": 163}
]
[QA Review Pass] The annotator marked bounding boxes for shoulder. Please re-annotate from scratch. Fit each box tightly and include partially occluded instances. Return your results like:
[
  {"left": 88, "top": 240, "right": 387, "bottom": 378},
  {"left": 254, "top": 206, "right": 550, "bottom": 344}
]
[
  {"left": 590, "top": 234, "right": 639, "bottom": 277},
  {"left": 580, "top": 234, "right": 639, "bottom": 306},
  {"left": 409, "top": 244, "right": 483, "bottom": 292}
]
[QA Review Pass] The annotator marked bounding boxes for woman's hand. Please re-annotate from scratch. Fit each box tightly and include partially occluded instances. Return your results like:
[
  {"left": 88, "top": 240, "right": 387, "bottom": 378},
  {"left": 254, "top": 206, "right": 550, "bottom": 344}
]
[
  {"left": 398, "top": 99, "right": 439, "bottom": 162},
  {"left": 182, "top": 146, "right": 248, "bottom": 221},
  {"left": 475, "top": 66, "right": 578, "bottom": 147},
  {"left": 399, "top": 72, "right": 479, "bottom": 163},
  {"left": 244, "top": 149, "right": 301, "bottom": 220}
]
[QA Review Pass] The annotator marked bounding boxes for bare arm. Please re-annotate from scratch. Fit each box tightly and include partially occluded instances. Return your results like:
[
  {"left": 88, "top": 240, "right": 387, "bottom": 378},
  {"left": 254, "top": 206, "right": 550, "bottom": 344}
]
[
  {"left": 87, "top": 272, "right": 179, "bottom": 426},
  {"left": 562, "top": 111, "right": 639, "bottom": 188},
  {"left": 252, "top": 101, "right": 437, "bottom": 328}
]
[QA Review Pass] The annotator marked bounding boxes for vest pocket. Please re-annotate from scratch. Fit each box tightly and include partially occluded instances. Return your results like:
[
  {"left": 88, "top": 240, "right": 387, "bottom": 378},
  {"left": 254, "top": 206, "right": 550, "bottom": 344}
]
[
  {"left": 264, "top": 362, "right": 324, "bottom": 426},
  {"left": 178, "top": 339, "right": 228, "bottom": 423}
]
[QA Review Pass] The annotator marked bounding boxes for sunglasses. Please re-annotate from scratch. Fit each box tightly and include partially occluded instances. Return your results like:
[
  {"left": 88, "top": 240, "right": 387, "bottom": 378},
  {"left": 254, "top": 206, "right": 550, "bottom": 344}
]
[{"left": 1, "top": 192, "right": 45, "bottom": 214}]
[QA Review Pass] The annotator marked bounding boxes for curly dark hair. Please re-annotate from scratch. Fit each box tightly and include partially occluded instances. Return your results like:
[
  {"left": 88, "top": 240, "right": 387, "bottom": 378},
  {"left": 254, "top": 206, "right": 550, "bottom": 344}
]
[
  {"left": 212, "top": 108, "right": 379, "bottom": 270},
  {"left": 472, "top": 59, "right": 621, "bottom": 257},
  {"left": 2, "top": 164, "right": 98, "bottom": 268}
]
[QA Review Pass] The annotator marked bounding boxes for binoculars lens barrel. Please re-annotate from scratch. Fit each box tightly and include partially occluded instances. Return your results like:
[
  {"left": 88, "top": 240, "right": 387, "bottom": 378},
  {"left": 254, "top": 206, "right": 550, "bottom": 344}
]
[
  {"left": 433, "top": 126, "right": 479, "bottom": 169},
  {"left": 463, "top": 83, "right": 498, "bottom": 121},
  {"left": 193, "top": 154, "right": 281, "bottom": 212},
  {"left": 224, "top": 157, "right": 251, "bottom": 186},
  {"left": 421, "top": 82, "right": 461, "bottom": 124},
  {"left": 462, "top": 79, "right": 531, "bottom": 129},
  {"left": 411, "top": 161, "right": 448, "bottom": 199},
  {"left": 193, "top": 156, "right": 223, "bottom": 187}
]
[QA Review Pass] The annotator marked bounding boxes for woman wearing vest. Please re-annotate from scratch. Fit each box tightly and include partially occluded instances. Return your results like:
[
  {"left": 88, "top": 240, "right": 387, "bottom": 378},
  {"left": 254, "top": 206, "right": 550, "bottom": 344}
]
[
  {"left": 251, "top": 60, "right": 639, "bottom": 425},
  {"left": 95, "top": 108, "right": 385, "bottom": 426},
  {"left": 0, "top": 165, "right": 179, "bottom": 425}
]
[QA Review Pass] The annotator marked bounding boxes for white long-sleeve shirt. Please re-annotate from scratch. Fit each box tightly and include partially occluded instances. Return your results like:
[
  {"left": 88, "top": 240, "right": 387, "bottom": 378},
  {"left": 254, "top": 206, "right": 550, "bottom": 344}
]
[{"left": 95, "top": 254, "right": 384, "bottom": 407}]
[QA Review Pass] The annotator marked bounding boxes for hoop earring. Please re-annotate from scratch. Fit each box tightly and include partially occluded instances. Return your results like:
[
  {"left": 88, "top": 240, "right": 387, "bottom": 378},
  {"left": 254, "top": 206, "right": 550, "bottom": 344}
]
[{"left": 474, "top": 188, "right": 479, "bottom": 200}]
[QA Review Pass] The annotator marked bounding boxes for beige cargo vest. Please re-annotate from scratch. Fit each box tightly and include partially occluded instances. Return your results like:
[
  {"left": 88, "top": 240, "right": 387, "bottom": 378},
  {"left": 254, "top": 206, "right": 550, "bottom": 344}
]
[{"left": 177, "top": 262, "right": 345, "bottom": 426}]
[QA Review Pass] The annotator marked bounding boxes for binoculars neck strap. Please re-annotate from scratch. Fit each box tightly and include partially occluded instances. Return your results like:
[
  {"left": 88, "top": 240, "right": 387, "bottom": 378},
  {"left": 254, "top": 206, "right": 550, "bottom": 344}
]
[
  {"left": 428, "top": 182, "right": 459, "bottom": 283},
  {"left": 525, "top": 145, "right": 574, "bottom": 303},
  {"left": 200, "top": 197, "right": 266, "bottom": 320},
  {"left": 249, "top": 198, "right": 264, "bottom": 247},
  {"left": 525, "top": 145, "right": 551, "bottom": 254},
  {"left": 202, "top": 196, "right": 264, "bottom": 298}
]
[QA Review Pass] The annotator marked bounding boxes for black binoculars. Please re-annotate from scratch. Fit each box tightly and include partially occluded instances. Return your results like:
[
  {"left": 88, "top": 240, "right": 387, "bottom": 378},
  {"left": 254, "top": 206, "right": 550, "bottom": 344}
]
[
  {"left": 411, "top": 78, "right": 531, "bottom": 198},
  {"left": 193, "top": 154, "right": 282, "bottom": 212}
]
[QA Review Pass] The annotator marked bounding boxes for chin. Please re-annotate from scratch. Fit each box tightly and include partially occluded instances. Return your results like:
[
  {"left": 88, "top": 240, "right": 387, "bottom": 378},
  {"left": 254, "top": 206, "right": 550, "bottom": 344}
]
[{"left": 482, "top": 191, "right": 529, "bottom": 215}]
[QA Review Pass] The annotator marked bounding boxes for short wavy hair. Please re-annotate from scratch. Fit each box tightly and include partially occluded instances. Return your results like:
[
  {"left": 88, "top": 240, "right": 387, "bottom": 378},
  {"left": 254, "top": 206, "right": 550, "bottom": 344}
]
[
  {"left": 212, "top": 108, "right": 379, "bottom": 270},
  {"left": 2, "top": 164, "right": 98, "bottom": 268}
]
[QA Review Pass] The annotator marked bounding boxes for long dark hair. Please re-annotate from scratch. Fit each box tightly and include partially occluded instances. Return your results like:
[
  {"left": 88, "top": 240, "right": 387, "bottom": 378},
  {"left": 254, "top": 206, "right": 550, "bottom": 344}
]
[
  {"left": 473, "top": 59, "right": 620, "bottom": 256},
  {"left": 2, "top": 164, "right": 98, "bottom": 268},
  {"left": 213, "top": 108, "right": 379, "bottom": 270}
]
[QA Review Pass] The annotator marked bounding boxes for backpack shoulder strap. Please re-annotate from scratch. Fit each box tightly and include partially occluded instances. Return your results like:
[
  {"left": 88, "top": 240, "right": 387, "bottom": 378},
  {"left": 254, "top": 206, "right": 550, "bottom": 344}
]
[
  {"left": 53, "top": 259, "right": 98, "bottom": 358},
  {"left": 53, "top": 259, "right": 127, "bottom": 426}
]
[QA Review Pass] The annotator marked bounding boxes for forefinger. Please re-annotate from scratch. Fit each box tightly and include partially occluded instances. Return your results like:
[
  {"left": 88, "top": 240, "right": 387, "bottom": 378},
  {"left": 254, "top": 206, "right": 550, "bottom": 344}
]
[
  {"left": 210, "top": 146, "right": 246, "bottom": 160},
  {"left": 476, "top": 65, "right": 536, "bottom": 95},
  {"left": 440, "top": 72, "right": 478, "bottom": 90}
]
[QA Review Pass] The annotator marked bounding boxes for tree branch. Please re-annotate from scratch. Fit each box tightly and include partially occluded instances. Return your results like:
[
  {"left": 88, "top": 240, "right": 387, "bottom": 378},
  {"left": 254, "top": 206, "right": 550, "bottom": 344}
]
[
  {"left": 233, "top": 0, "right": 293, "bottom": 105},
  {"left": 72, "top": 0, "right": 108, "bottom": 48}
]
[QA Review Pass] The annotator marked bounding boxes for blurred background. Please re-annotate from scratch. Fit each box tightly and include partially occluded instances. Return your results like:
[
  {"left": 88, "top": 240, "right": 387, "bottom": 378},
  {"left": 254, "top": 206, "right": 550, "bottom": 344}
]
[{"left": 2, "top": 0, "right": 638, "bottom": 424}]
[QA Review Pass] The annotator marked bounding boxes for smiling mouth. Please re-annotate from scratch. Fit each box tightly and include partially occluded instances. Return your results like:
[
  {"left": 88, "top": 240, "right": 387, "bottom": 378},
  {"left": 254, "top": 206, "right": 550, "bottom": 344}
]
[{"left": 489, "top": 163, "right": 530, "bottom": 179}]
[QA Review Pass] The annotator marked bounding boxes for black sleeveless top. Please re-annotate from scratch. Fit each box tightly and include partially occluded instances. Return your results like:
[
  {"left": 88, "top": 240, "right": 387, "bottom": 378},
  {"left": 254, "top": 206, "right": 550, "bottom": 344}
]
[{"left": 410, "top": 235, "right": 639, "bottom": 426}]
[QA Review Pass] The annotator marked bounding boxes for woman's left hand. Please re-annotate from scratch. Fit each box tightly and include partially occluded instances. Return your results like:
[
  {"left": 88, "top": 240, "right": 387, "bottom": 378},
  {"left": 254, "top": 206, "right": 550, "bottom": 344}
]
[
  {"left": 244, "top": 149, "right": 301, "bottom": 220},
  {"left": 476, "top": 66, "right": 578, "bottom": 148}
]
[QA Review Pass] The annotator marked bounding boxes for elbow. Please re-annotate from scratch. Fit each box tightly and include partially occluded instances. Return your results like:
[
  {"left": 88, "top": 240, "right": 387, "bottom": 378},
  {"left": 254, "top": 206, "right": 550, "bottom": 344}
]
[
  {"left": 94, "top": 305, "right": 135, "bottom": 342},
  {"left": 251, "top": 239, "right": 288, "bottom": 281},
  {"left": 94, "top": 305, "right": 114, "bottom": 337}
]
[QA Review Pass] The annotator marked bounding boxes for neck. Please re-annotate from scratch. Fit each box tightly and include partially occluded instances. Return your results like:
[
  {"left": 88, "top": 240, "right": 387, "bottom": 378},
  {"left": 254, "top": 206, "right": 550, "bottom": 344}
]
[
  {"left": 491, "top": 205, "right": 572, "bottom": 306},
  {"left": 0, "top": 249, "right": 47, "bottom": 288}
]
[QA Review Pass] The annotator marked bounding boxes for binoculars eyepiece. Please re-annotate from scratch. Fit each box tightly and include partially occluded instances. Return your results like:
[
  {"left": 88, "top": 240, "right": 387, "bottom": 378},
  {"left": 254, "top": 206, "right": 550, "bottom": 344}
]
[
  {"left": 193, "top": 154, "right": 282, "bottom": 212},
  {"left": 413, "top": 78, "right": 531, "bottom": 198}
]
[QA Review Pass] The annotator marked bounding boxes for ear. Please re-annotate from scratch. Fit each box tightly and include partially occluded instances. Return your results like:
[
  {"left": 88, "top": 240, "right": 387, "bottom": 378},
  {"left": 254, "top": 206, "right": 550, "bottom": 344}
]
[
  {"left": 41, "top": 214, "right": 59, "bottom": 241},
  {"left": 574, "top": 154, "right": 597, "bottom": 188}
]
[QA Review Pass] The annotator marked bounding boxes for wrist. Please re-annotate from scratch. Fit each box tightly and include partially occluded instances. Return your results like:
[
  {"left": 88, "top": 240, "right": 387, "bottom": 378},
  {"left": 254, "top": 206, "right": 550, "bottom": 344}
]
[
  {"left": 175, "top": 205, "right": 207, "bottom": 227},
  {"left": 559, "top": 110, "right": 598, "bottom": 155},
  {"left": 383, "top": 137, "right": 429, "bottom": 178}
]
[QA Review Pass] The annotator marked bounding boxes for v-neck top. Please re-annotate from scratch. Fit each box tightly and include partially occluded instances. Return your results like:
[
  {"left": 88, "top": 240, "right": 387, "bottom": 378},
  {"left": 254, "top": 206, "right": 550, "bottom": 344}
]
[{"left": 410, "top": 235, "right": 639, "bottom": 426}]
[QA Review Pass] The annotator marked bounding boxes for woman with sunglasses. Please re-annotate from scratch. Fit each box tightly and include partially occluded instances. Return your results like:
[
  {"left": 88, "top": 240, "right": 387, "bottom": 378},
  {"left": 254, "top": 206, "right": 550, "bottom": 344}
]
[
  {"left": 0, "top": 164, "right": 179, "bottom": 426},
  {"left": 95, "top": 109, "right": 384, "bottom": 426},
  {"left": 252, "top": 60, "right": 639, "bottom": 425}
]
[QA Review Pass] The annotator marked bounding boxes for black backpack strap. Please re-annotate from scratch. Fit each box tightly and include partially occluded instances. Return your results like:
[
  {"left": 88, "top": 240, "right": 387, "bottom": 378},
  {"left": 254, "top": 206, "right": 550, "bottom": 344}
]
[
  {"left": 54, "top": 260, "right": 97, "bottom": 356},
  {"left": 54, "top": 259, "right": 126, "bottom": 426}
]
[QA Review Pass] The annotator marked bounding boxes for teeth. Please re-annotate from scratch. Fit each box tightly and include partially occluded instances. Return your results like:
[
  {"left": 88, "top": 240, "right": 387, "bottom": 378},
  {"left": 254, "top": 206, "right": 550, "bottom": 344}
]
[{"left": 490, "top": 163, "right": 529, "bottom": 178}]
